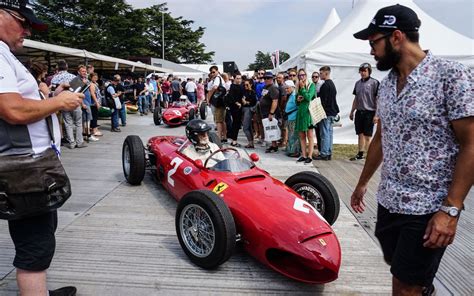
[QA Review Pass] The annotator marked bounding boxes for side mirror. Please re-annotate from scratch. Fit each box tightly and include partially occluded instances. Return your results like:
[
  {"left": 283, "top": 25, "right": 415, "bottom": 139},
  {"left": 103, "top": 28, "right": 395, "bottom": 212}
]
[
  {"left": 194, "top": 159, "right": 204, "bottom": 168},
  {"left": 249, "top": 153, "right": 259, "bottom": 162}
]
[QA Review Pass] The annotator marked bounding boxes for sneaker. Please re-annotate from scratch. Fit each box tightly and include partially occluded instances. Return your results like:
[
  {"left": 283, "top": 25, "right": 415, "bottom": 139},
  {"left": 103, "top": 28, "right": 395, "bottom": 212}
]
[
  {"left": 67, "top": 143, "right": 75, "bottom": 149},
  {"left": 76, "top": 143, "right": 88, "bottom": 148},
  {"left": 314, "top": 155, "right": 330, "bottom": 161},
  {"left": 304, "top": 157, "right": 313, "bottom": 164},
  {"left": 350, "top": 154, "right": 364, "bottom": 161},
  {"left": 297, "top": 156, "right": 306, "bottom": 162},
  {"left": 111, "top": 128, "right": 121, "bottom": 132},
  {"left": 265, "top": 146, "right": 278, "bottom": 153},
  {"left": 49, "top": 286, "right": 77, "bottom": 296},
  {"left": 221, "top": 138, "right": 228, "bottom": 143},
  {"left": 88, "top": 135, "right": 100, "bottom": 142}
]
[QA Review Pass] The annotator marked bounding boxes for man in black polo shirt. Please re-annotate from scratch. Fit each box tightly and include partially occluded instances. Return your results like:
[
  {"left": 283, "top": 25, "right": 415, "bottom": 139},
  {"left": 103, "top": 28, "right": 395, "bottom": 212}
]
[
  {"left": 349, "top": 63, "right": 379, "bottom": 160},
  {"left": 260, "top": 72, "right": 280, "bottom": 153}
]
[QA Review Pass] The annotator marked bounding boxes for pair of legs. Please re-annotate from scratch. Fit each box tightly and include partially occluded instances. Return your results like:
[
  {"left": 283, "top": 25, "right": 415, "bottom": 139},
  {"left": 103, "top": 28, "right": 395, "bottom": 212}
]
[
  {"left": 375, "top": 205, "right": 445, "bottom": 296},
  {"left": 62, "top": 107, "right": 84, "bottom": 147},
  {"left": 298, "top": 128, "right": 314, "bottom": 159},
  {"left": 241, "top": 107, "right": 254, "bottom": 147},
  {"left": 213, "top": 106, "right": 227, "bottom": 141}
]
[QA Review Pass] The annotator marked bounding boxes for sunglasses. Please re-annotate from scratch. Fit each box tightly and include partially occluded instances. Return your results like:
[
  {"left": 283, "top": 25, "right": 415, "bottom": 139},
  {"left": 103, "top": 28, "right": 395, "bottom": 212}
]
[
  {"left": 211, "top": 71, "right": 217, "bottom": 74},
  {"left": 288, "top": 74, "right": 296, "bottom": 77},
  {"left": 298, "top": 74, "right": 306, "bottom": 77},
  {"left": 369, "top": 33, "right": 392, "bottom": 49},
  {"left": 312, "top": 76, "right": 319, "bottom": 78},
  {"left": 3, "top": 9, "right": 30, "bottom": 29},
  {"left": 264, "top": 77, "right": 273, "bottom": 80}
]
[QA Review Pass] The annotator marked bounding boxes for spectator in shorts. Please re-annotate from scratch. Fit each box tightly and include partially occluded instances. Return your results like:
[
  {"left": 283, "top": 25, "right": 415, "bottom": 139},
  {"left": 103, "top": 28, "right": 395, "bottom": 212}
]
[
  {"left": 161, "top": 75, "right": 172, "bottom": 108},
  {"left": 207, "top": 65, "right": 227, "bottom": 142},
  {"left": 78, "top": 65, "right": 97, "bottom": 142},
  {"left": 351, "top": 4, "right": 473, "bottom": 295},
  {"left": 349, "top": 63, "right": 379, "bottom": 160}
]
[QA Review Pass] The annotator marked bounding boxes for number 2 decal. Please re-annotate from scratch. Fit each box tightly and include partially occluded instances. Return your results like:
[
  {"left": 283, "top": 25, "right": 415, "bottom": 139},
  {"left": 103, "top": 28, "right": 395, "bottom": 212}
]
[
  {"left": 168, "top": 157, "right": 184, "bottom": 187},
  {"left": 293, "top": 198, "right": 327, "bottom": 223}
]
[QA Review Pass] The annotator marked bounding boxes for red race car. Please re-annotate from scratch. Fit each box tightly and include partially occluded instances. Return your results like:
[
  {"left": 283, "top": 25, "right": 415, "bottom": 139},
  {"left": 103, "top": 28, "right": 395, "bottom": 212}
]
[
  {"left": 122, "top": 135, "right": 341, "bottom": 284},
  {"left": 154, "top": 98, "right": 208, "bottom": 126}
]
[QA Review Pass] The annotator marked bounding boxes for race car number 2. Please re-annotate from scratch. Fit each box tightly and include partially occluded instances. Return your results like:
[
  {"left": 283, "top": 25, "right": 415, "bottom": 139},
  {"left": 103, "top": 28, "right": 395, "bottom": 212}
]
[
  {"left": 293, "top": 198, "right": 327, "bottom": 223},
  {"left": 168, "top": 157, "right": 184, "bottom": 187}
]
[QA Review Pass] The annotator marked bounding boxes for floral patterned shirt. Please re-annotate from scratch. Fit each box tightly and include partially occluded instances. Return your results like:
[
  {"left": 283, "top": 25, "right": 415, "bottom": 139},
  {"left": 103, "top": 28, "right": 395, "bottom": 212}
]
[{"left": 376, "top": 51, "right": 473, "bottom": 215}]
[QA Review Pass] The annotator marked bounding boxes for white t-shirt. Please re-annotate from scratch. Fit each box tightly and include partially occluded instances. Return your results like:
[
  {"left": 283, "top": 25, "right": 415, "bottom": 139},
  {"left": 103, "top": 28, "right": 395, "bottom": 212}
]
[
  {"left": 0, "top": 41, "right": 61, "bottom": 155},
  {"left": 185, "top": 81, "right": 197, "bottom": 93},
  {"left": 181, "top": 142, "right": 224, "bottom": 166}
]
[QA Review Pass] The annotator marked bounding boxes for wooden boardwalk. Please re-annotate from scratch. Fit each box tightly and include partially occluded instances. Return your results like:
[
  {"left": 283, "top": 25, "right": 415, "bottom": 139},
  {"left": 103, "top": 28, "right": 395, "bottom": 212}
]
[
  {"left": 0, "top": 112, "right": 466, "bottom": 296},
  {"left": 316, "top": 159, "right": 473, "bottom": 296}
]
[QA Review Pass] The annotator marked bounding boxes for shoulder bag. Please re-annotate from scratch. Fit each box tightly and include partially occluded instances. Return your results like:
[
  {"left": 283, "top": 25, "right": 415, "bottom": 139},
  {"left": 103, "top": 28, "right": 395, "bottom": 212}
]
[{"left": 0, "top": 94, "right": 72, "bottom": 220}]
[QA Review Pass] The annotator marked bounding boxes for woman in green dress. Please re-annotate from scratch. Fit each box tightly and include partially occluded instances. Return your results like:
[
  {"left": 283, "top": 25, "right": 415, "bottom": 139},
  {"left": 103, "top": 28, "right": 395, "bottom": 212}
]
[{"left": 295, "top": 69, "right": 316, "bottom": 164}]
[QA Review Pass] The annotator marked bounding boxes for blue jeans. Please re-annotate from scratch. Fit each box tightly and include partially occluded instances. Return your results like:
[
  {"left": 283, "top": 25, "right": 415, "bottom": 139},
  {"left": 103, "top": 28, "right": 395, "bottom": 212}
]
[
  {"left": 138, "top": 95, "right": 148, "bottom": 113},
  {"left": 187, "top": 92, "right": 196, "bottom": 103},
  {"left": 319, "top": 116, "right": 335, "bottom": 156},
  {"left": 111, "top": 108, "right": 119, "bottom": 129},
  {"left": 119, "top": 106, "right": 126, "bottom": 125},
  {"left": 147, "top": 94, "right": 153, "bottom": 110}
]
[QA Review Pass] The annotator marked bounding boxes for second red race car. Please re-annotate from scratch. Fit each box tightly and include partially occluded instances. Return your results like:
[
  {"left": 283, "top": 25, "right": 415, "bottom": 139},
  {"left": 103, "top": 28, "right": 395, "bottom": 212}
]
[
  {"left": 154, "top": 96, "right": 208, "bottom": 126},
  {"left": 122, "top": 133, "right": 342, "bottom": 284}
]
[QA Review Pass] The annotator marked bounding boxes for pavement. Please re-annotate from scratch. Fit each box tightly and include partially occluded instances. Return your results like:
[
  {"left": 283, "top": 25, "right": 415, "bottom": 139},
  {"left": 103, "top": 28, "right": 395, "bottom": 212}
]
[{"left": 0, "top": 111, "right": 395, "bottom": 295}]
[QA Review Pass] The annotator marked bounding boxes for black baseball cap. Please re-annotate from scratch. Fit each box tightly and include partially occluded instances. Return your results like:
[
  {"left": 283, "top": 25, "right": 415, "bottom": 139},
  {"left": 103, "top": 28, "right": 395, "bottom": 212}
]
[
  {"left": 353, "top": 4, "right": 420, "bottom": 40},
  {"left": 0, "top": 0, "right": 47, "bottom": 31}
]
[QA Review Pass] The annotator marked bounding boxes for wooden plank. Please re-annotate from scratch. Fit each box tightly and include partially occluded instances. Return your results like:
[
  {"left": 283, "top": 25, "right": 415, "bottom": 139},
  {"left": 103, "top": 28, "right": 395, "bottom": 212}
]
[{"left": 318, "top": 160, "right": 473, "bottom": 296}]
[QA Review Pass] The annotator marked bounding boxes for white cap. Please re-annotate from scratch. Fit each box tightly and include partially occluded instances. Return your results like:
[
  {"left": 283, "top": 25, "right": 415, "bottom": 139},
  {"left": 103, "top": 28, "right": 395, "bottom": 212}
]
[{"left": 284, "top": 80, "right": 295, "bottom": 87}]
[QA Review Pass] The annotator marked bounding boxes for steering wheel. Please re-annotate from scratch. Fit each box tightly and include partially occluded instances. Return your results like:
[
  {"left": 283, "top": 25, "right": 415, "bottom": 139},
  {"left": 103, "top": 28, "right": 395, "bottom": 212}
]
[{"left": 204, "top": 147, "right": 240, "bottom": 168}]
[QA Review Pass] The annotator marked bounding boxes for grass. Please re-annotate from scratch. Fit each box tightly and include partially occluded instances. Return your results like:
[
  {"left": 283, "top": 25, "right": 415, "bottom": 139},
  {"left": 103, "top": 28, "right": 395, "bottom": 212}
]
[{"left": 310, "top": 144, "right": 359, "bottom": 160}]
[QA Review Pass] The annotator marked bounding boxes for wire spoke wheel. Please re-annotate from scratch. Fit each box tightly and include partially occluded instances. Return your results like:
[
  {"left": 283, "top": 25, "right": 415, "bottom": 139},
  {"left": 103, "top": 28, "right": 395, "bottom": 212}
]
[{"left": 180, "top": 204, "right": 216, "bottom": 258}]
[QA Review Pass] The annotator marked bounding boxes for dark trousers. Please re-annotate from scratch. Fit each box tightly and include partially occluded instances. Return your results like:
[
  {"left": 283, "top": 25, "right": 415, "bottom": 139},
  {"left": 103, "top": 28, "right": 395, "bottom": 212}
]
[
  {"left": 90, "top": 105, "right": 99, "bottom": 129},
  {"left": 228, "top": 107, "right": 242, "bottom": 141}
]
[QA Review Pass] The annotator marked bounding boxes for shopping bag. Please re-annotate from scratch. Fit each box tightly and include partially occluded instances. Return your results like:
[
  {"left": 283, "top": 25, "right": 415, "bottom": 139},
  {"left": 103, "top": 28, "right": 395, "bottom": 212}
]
[
  {"left": 262, "top": 118, "right": 281, "bottom": 142},
  {"left": 309, "top": 97, "right": 326, "bottom": 125}
]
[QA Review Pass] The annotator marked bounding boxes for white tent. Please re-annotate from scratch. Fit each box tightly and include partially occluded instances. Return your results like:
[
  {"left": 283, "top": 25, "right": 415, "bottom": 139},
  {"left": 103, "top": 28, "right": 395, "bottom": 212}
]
[
  {"left": 279, "top": 8, "right": 341, "bottom": 71},
  {"left": 278, "top": 0, "right": 474, "bottom": 144},
  {"left": 20, "top": 39, "right": 171, "bottom": 73}
]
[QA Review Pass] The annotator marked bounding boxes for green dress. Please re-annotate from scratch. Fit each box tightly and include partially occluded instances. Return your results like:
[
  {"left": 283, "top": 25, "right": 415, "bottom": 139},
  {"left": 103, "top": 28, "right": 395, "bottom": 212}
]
[{"left": 295, "top": 82, "right": 316, "bottom": 132}]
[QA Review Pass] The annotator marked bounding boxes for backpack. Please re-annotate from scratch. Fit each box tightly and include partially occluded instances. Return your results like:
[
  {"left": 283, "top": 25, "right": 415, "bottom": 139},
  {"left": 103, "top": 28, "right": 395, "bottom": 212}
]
[
  {"left": 210, "top": 76, "right": 226, "bottom": 108},
  {"left": 105, "top": 85, "right": 116, "bottom": 109}
]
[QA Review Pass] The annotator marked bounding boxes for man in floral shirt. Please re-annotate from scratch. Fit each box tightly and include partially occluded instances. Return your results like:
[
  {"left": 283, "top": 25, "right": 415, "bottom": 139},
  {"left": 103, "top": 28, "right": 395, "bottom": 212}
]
[{"left": 351, "top": 4, "right": 473, "bottom": 296}]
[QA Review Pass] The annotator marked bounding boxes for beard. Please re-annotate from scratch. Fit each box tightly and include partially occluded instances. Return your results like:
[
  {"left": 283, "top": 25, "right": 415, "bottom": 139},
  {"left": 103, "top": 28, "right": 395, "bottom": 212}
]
[{"left": 375, "top": 40, "right": 401, "bottom": 71}]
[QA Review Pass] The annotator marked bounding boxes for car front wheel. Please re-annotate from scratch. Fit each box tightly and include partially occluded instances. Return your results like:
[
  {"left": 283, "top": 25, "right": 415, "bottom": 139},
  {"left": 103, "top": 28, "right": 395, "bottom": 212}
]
[
  {"left": 122, "top": 135, "right": 146, "bottom": 185},
  {"left": 176, "top": 190, "right": 236, "bottom": 269},
  {"left": 285, "top": 171, "right": 340, "bottom": 225}
]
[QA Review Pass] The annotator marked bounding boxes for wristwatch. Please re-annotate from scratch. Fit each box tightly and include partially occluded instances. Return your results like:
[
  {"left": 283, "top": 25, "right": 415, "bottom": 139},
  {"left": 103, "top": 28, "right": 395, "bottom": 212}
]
[{"left": 439, "top": 205, "right": 461, "bottom": 217}]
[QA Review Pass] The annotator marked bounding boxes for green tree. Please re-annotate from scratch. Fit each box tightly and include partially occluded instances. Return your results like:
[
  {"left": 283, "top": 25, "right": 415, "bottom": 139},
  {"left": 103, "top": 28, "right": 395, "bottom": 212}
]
[
  {"left": 31, "top": 1, "right": 214, "bottom": 63},
  {"left": 247, "top": 50, "right": 290, "bottom": 71}
]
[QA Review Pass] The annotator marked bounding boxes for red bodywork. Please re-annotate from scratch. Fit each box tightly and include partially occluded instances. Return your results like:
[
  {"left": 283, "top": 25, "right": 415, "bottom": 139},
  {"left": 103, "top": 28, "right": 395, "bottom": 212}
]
[
  {"left": 148, "top": 136, "right": 342, "bottom": 284},
  {"left": 162, "top": 102, "right": 198, "bottom": 126}
]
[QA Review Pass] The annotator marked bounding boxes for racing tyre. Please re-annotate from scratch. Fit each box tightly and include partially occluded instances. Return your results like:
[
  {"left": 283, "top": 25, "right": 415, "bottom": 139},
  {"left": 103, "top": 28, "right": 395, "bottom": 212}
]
[
  {"left": 285, "top": 171, "right": 340, "bottom": 225},
  {"left": 122, "top": 135, "right": 146, "bottom": 185},
  {"left": 153, "top": 106, "right": 162, "bottom": 125},
  {"left": 189, "top": 108, "right": 196, "bottom": 120},
  {"left": 176, "top": 190, "right": 236, "bottom": 269},
  {"left": 200, "top": 102, "right": 208, "bottom": 120},
  {"left": 208, "top": 131, "right": 222, "bottom": 148}
]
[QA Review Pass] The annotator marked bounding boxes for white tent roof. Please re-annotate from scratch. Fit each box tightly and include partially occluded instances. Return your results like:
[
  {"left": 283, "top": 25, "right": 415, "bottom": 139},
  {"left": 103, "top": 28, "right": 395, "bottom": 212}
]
[
  {"left": 278, "top": 8, "right": 341, "bottom": 71},
  {"left": 21, "top": 39, "right": 172, "bottom": 73},
  {"left": 305, "top": 0, "right": 474, "bottom": 68}
]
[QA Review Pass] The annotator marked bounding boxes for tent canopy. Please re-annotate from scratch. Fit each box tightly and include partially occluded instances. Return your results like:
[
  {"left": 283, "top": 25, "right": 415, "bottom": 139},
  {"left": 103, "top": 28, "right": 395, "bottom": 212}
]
[
  {"left": 16, "top": 39, "right": 172, "bottom": 73},
  {"left": 277, "top": 0, "right": 473, "bottom": 144}
]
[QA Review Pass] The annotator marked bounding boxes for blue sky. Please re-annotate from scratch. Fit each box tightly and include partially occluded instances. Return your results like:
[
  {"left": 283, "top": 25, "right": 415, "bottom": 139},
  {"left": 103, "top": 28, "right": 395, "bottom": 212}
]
[{"left": 128, "top": 0, "right": 473, "bottom": 69}]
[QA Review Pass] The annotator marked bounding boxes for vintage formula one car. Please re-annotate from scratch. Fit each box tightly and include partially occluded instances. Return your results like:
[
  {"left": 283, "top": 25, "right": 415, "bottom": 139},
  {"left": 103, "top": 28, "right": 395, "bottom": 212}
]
[
  {"left": 154, "top": 99, "right": 208, "bottom": 126},
  {"left": 122, "top": 135, "right": 341, "bottom": 284}
]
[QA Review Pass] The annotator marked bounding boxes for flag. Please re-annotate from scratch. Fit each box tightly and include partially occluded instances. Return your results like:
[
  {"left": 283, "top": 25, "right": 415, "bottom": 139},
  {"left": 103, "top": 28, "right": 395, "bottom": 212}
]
[
  {"left": 271, "top": 54, "right": 276, "bottom": 69},
  {"left": 275, "top": 50, "right": 280, "bottom": 66}
]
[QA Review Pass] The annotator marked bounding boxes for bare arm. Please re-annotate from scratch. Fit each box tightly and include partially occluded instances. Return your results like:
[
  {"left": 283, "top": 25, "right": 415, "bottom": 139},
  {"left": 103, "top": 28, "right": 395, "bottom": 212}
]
[
  {"left": 0, "top": 92, "right": 83, "bottom": 125},
  {"left": 424, "top": 117, "right": 474, "bottom": 248},
  {"left": 349, "top": 97, "right": 357, "bottom": 120},
  {"left": 89, "top": 83, "right": 100, "bottom": 106},
  {"left": 351, "top": 122, "right": 383, "bottom": 212}
]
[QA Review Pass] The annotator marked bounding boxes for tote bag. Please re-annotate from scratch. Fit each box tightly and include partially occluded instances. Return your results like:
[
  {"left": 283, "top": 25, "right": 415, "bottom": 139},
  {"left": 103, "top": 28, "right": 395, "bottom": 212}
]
[
  {"left": 262, "top": 118, "right": 281, "bottom": 142},
  {"left": 309, "top": 97, "right": 326, "bottom": 125}
]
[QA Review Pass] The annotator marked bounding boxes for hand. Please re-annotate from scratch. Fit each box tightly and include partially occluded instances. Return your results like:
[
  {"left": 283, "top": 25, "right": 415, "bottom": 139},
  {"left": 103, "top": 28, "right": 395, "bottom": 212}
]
[
  {"left": 349, "top": 112, "right": 354, "bottom": 121},
  {"left": 268, "top": 114, "right": 273, "bottom": 121},
  {"left": 350, "top": 184, "right": 367, "bottom": 213},
  {"left": 57, "top": 91, "right": 84, "bottom": 111},
  {"left": 423, "top": 211, "right": 458, "bottom": 248},
  {"left": 299, "top": 80, "right": 305, "bottom": 88}
]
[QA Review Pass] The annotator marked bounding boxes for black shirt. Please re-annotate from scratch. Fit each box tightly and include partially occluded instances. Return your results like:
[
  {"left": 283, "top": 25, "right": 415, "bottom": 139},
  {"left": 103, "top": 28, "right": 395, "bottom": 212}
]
[{"left": 319, "top": 79, "right": 339, "bottom": 117}]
